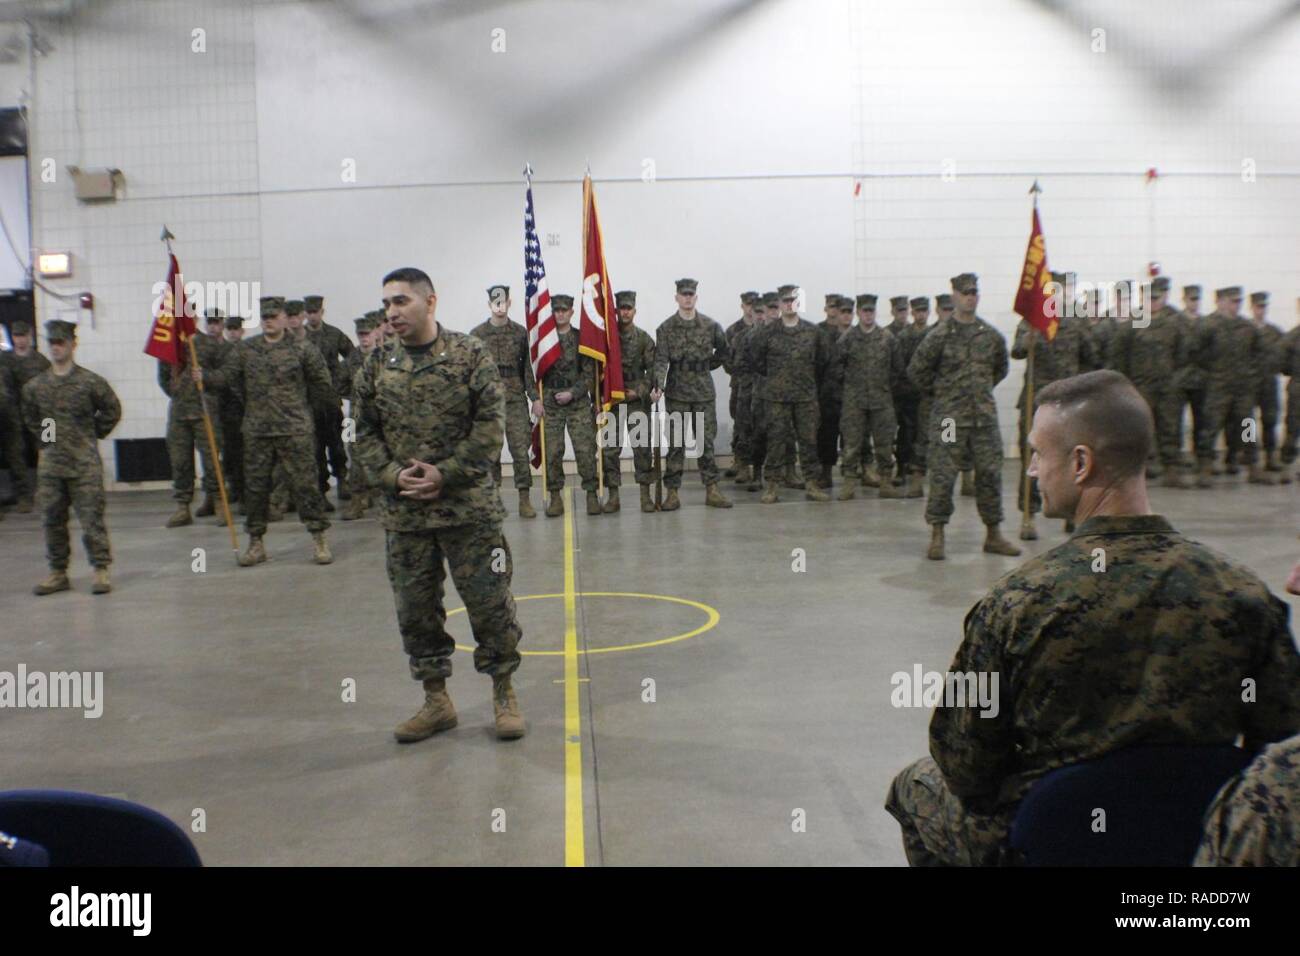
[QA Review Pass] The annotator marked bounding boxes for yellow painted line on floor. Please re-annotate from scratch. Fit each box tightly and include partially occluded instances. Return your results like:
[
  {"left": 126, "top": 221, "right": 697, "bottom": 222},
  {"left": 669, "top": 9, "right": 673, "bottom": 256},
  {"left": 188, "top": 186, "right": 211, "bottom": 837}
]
[{"left": 561, "top": 486, "right": 584, "bottom": 868}]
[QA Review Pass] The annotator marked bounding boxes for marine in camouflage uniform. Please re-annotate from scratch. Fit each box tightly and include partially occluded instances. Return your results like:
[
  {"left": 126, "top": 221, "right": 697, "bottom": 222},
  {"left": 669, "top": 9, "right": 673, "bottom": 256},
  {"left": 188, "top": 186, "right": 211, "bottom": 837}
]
[
  {"left": 887, "top": 511, "right": 1300, "bottom": 866},
  {"left": 651, "top": 278, "right": 731, "bottom": 509},
  {"left": 540, "top": 295, "right": 600, "bottom": 516},
  {"left": 219, "top": 314, "right": 247, "bottom": 507},
  {"left": 340, "top": 315, "right": 380, "bottom": 520},
  {"left": 1249, "top": 291, "right": 1288, "bottom": 479},
  {"left": 1174, "top": 285, "right": 1208, "bottom": 466},
  {"left": 910, "top": 294, "right": 949, "bottom": 492},
  {"left": 894, "top": 296, "right": 933, "bottom": 494},
  {"left": 602, "top": 290, "right": 656, "bottom": 513},
  {"left": 1108, "top": 277, "right": 1189, "bottom": 488},
  {"left": 470, "top": 285, "right": 541, "bottom": 517},
  {"left": 883, "top": 296, "right": 914, "bottom": 484},
  {"left": 1011, "top": 302, "right": 1099, "bottom": 540},
  {"left": 724, "top": 292, "right": 761, "bottom": 485},
  {"left": 833, "top": 306, "right": 902, "bottom": 501},
  {"left": 354, "top": 266, "right": 524, "bottom": 742},
  {"left": 1, "top": 319, "right": 51, "bottom": 509},
  {"left": 21, "top": 320, "right": 121, "bottom": 595},
  {"left": 814, "top": 293, "right": 849, "bottom": 488},
  {"left": 907, "top": 274, "right": 1019, "bottom": 560},
  {"left": 227, "top": 296, "right": 335, "bottom": 566},
  {"left": 1193, "top": 286, "right": 1270, "bottom": 485},
  {"left": 747, "top": 284, "right": 830, "bottom": 503},
  {"left": 160, "top": 311, "right": 229, "bottom": 527},
  {"left": 744, "top": 292, "right": 780, "bottom": 491},
  {"left": 303, "top": 295, "right": 354, "bottom": 505},
  {"left": 1195, "top": 733, "right": 1300, "bottom": 867},
  {"left": 1280, "top": 321, "right": 1300, "bottom": 475}
]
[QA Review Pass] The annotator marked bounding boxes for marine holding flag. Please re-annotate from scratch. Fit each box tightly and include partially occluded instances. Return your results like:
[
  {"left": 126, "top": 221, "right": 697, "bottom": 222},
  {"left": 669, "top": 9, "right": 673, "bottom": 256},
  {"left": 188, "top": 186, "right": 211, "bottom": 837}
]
[{"left": 1009, "top": 208, "right": 1098, "bottom": 541}]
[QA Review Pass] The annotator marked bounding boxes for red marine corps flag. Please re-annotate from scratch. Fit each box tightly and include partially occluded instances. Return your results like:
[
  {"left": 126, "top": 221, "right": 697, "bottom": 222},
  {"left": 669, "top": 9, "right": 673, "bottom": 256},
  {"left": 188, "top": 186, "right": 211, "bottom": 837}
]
[
  {"left": 145, "top": 241, "right": 196, "bottom": 365},
  {"left": 1013, "top": 186, "right": 1056, "bottom": 341},
  {"left": 578, "top": 174, "right": 624, "bottom": 410}
]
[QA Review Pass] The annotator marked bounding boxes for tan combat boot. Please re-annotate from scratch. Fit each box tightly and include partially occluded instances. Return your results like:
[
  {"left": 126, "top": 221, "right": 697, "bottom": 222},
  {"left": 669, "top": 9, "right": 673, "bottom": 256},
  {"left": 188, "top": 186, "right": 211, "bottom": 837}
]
[
  {"left": 165, "top": 504, "right": 193, "bottom": 528},
  {"left": 878, "top": 481, "right": 903, "bottom": 499},
  {"left": 705, "top": 483, "right": 733, "bottom": 508},
  {"left": 661, "top": 488, "right": 681, "bottom": 511},
  {"left": 960, "top": 470, "right": 975, "bottom": 497},
  {"left": 603, "top": 487, "right": 621, "bottom": 513},
  {"left": 238, "top": 535, "right": 267, "bottom": 567},
  {"left": 733, "top": 464, "right": 751, "bottom": 486},
  {"left": 1247, "top": 463, "right": 1275, "bottom": 485},
  {"left": 586, "top": 491, "right": 602, "bottom": 515},
  {"left": 1195, "top": 463, "right": 1214, "bottom": 489},
  {"left": 91, "top": 567, "right": 112, "bottom": 595},
  {"left": 33, "top": 570, "right": 70, "bottom": 596},
  {"left": 905, "top": 473, "right": 925, "bottom": 498},
  {"left": 1161, "top": 469, "right": 1190, "bottom": 489},
  {"left": 927, "top": 525, "right": 945, "bottom": 561},
  {"left": 1020, "top": 516, "right": 1038, "bottom": 541},
  {"left": 984, "top": 524, "right": 1023, "bottom": 556},
  {"left": 342, "top": 492, "right": 368, "bottom": 520},
  {"left": 639, "top": 484, "right": 656, "bottom": 513},
  {"left": 837, "top": 477, "right": 859, "bottom": 501},
  {"left": 394, "top": 678, "right": 458, "bottom": 742},
  {"left": 194, "top": 495, "right": 216, "bottom": 517},
  {"left": 804, "top": 480, "right": 830, "bottom": 502},
  {"left": 863, "top": 464, "right": 881, "bottom": 488},
  {"left": 312, "top": 531, "right": 333, "bottom": 564},
  {"left": 492, "top": 674, "right": 526, "bottom": 740},
  {"left": 518, "top": 489, "right": 537, "bottom": 519},
  {"left": 545, "top": 492, "right": 564, "bottom": 517},
  {"left": 760, "top": 481, "right": 780, "bottom": 504}
]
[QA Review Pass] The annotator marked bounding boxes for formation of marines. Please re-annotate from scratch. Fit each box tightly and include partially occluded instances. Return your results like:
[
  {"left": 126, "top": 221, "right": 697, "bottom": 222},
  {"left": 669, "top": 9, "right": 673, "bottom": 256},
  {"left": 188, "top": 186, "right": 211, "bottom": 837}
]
[{"left": 4, "top": 271, "right": 1300, "bottom": 587}]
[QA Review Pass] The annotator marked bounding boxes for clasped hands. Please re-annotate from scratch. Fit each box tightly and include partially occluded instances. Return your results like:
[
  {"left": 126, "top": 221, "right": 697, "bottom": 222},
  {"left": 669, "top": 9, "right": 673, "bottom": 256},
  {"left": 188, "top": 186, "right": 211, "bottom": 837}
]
[{"left": 397, "top": 459, "right": 444, "bottom": 499}]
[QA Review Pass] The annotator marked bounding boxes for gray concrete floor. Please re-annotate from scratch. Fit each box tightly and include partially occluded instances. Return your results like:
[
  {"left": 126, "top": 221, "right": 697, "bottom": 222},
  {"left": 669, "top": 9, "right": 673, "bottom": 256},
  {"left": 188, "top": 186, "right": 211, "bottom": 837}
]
[{"left": 1, "top": 463, "right": 1297, "bottom": 866}]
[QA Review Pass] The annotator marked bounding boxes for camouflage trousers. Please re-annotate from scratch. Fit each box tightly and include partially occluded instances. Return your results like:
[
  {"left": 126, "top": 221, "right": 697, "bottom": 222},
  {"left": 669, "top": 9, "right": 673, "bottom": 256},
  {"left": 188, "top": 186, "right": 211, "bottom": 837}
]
[
  {"left": 885, "top": 757, "right": 1012, "bottom": 866},
  {"left": 314, "top": 403, "right": 348, "bottom": 493},
  {"left": 0, "top": 399, "right": 31, "bottom": 501},
  {"left": 1256, "top": 377, "right": 1280, "bottom": 453},
  {"left": 731, "top": 382, "right": 754, "bottom": 466},
  {"left": 925, "top": 419, "right": 1004, "bottom": 526},
  {"left": 1182, "top": 385, "right": 1209, "bottom": 459},
  {"left": 839, "top": 402, "right": 896, "bottom": 478},
  {"left": 1135, "top": 383, "right": 1185, "bottom": 467},
  {"left": 38, "top": 471, "right": 111, "bottom": 571},
  {"left": 167, "top": 411, "right": 222, "bottom": 503},
  {"left": 912, "top": 394, "right": 930, "bottom": 473},
  {"left": 543, "top": 399, "right": 598, "bottom": 492},
  {"left": 602, "top": 398, "right": 654, "bottom": 487},
  {"left": 492, "top": 392, "right": 535, "bottom": 490},
  {"left": 764, "top": 400, "right": 820, "bottom": 482},
  {"left": 664, "top": 397, "right": 720, "bottom": 487},
  {"left": 243, "top": 433, "right": 330, "bottom": 537},
  {"left": 220, "top": 407, "right": 244, "bottom": 499},
  {"left": 385, "top": 522, "right": 522, "bottom": 680},
  {"left": 1194, "top": 735, "right": 1300, "bottom": 867},
  {"left": 817, "top": 399, "right": 841, "bottom": 476},
  {"left": 1198, "top": 389, "right": 1259, "bottom": 465},
  {"left": 894, "top": 394, "right": 920, "bottom": 475},
  {"left": 1283, "top": 382, "right": 1299, "bottom": 464}
]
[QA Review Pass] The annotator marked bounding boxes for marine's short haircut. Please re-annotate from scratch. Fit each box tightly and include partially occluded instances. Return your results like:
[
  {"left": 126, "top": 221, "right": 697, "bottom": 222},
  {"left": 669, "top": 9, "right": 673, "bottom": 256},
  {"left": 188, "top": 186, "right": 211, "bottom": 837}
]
[
  {"left": 1035, "top": 370, "right": 1153, "bottom": 480},
  {"left": 382, "top": 267, "right": 436, "bottom": 296}
]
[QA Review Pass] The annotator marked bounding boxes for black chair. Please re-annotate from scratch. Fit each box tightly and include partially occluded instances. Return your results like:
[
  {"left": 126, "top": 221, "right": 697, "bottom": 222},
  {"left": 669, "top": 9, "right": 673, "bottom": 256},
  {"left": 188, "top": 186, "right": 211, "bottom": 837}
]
[
  {"left": 0, "top": 790, "right": 202, "bottom": 866},
  {"left": 1009, "top": 744, "right": 1253, "bottom": 866}
]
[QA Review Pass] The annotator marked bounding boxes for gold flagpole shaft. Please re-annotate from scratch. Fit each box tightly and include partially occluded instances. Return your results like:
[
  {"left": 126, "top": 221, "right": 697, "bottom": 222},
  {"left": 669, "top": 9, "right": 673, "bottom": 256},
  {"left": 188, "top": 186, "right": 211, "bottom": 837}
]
[
  {"left": 538, "top": 380, "right": 549, "bottom": 489},
  {"left": 187, "top": 334, "right": 239, "bottom": 556},
  {"left": 1022, "top": 344, "right": 1035, "bottom": 519}
]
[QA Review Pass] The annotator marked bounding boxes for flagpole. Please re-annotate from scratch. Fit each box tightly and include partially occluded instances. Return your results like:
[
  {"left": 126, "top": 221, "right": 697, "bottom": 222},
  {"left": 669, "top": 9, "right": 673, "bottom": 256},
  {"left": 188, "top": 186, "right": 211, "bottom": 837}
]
[
  {"left": 163, "top": 227, "right": 239, "bottom": 557},
  {"left": 1022, "top": 184, "right": 1040, "bottom": 523},
  {"left": 525, "top": 164, "right": 550, "bottom": 493}
]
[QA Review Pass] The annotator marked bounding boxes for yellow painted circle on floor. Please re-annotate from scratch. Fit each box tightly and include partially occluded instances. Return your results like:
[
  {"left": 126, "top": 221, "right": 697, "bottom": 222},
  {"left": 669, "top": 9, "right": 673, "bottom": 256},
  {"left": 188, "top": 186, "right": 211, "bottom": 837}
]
[{"left": 449, "top": 591, "right": 719, "bottom": 656}]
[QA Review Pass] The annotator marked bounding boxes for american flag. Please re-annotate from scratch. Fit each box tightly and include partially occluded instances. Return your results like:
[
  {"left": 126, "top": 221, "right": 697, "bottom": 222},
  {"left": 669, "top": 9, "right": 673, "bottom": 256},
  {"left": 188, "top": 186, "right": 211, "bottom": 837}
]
[{"left": 524, "top": 174, "right": 561, "bottom": 467}]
